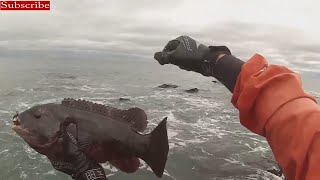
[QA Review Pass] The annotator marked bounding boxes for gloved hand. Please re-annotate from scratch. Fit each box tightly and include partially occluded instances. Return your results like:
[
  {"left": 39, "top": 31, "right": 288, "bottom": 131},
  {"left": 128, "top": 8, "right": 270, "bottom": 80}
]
[
  {"left": 154, "top": 35, "right": 231, "bottom": 76},
  {"left": 154, "top": 35, "right": 244, "bottom": 92},
  {"left": 49, "top": 127, "right": 108, "bottom": 180}
]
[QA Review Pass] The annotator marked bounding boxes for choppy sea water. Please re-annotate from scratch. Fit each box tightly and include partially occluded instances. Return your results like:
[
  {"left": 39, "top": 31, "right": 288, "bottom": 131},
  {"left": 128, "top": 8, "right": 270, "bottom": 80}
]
[{"left": 0, "top": 58, "right": 319, "bottom": 180}]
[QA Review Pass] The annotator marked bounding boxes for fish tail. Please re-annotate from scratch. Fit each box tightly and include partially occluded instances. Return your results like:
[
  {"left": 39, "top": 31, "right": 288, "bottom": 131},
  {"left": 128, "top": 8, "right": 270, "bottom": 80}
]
[{"left": 142, "top": 117, "right": 169, "bottom": 177}]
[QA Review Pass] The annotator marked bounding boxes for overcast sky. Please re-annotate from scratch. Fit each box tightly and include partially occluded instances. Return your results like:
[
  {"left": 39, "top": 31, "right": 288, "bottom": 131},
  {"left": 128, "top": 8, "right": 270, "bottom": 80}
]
[{"left": 0, "top": 0, "right": 320, "bottom": 73}]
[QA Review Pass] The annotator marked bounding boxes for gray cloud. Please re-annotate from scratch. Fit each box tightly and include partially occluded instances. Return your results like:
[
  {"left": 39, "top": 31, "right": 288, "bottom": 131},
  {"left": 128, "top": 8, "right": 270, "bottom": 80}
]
[{"left": 0, "top": 0, "right": 319, "bottom": 74}]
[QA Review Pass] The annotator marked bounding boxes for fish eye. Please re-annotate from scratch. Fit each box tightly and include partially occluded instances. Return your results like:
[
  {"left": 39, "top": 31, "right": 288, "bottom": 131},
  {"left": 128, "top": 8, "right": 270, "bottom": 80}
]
[{"left": 33, "top": 111, "right": 41, "bottom": 119}]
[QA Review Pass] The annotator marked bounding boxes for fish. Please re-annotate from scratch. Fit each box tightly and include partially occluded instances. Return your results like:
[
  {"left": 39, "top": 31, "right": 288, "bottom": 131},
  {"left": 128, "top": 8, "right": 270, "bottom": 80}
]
[{"left": 12, "top": 98, "right": 169, "bottom": 177}]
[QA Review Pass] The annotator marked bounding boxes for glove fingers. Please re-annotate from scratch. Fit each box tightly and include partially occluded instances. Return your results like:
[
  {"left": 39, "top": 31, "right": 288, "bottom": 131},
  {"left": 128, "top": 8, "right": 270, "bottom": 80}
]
[
  {"left": 155, "top": 36, "right": 195, "bottom": 66},
  {"left": 154, "top": 50, "right": 175, "bottom": 65},
  {"left": 175, "top": 36, "right": 198, "bottom": 52},
  {"left": 164, "top": 39, "right": 180, "bottom": 51},
  {"left": 208, "top": 46, "right": 231, "bottom": 55},
  {"left": 62, "top": 125, "right": 81, "bottom": 162},
  {"left": 62, "top": 125, "right": 68, "bottom": 148},
  {"left": 154, "top": 52, "right": 165, "bottom": 65},
  {"left": 62, "top": 125, "right": 77, "bottom": 147},
  {"left": 154, "top": 39, "right": 181, "bottom": 65}
]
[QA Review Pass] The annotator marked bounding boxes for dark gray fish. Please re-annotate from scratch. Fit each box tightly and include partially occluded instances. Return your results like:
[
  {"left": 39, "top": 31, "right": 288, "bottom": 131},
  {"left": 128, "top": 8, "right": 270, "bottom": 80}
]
[{"left": 12, "top": 98, "right": 169, "bottom": 177}]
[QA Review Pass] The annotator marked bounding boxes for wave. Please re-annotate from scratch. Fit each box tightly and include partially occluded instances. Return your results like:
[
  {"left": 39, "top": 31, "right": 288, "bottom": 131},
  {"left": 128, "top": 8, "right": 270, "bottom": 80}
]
[
  {"left": 246, "top": 169, "right": 284, "bottom": 180},
  {"left": 306, "top": 90, "right": 320, "bottom": 98},
  {"left": 45, "top": 73, "right": 77, "bottom": 80},
  {"left": 0, "top": 110, "right": 10, "bottom": 114},
  {"left": 79, "top": 85, "right": 115, "bottom": 93},
  {"left": 14, "top": 87, "right": 26, "bottom": 92}
]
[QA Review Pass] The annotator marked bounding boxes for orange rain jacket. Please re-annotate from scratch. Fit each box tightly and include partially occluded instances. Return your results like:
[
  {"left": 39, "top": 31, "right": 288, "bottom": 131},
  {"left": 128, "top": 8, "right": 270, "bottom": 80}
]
[{"left": 231, "top": 54, "right": 320, "bottom": 180}]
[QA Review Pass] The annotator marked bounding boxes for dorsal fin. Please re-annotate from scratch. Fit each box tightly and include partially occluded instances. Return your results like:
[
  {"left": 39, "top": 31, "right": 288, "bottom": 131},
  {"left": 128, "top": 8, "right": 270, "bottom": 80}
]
[{"left": 61, "top": 98, "right": 147, "bottom": 131}]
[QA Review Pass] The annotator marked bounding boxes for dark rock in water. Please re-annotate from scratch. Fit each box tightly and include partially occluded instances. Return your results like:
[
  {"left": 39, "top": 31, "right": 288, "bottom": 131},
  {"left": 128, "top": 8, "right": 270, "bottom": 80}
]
[
  {"left": 119, "top": 97, "right": 130, "bottom": 101},
  {"left": 212, "top": 80, "right": 218, "bottom": 83},
  {"left": 267, "top": 166, "right": 283, "bottom": 177},
  {"left": 185, "top": 88, "right": 199, "bottom": 93},
  {"left": 158, "top": 84, "right": 178, "bottom": 89},
  {"left": 46, "top": 73, "right": 77, "bottom": 80}
]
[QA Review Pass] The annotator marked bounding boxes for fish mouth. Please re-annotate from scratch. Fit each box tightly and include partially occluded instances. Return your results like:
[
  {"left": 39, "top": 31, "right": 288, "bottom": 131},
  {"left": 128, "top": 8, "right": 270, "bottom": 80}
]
[
  {"left": 12, "top": 116, "right": 20, "bottom": 126},
  {"left": 11, "top": 122, "right": 37, "bottom": 148},
  {"left": 11, "top": 116, "right": 43, "bottom": 147},
  {"left": 12, "top": 111, "right": 21, "bottom": 126},
  {"left": 12, "top": 123, "right": 28, "bottom": 136},
  {"left": 12, "top": 124, "right": 58, "bottom": 151},
  {"left": 12, "top": 117, "right": 31, "bottom": 140},
  {"left": 12, "top": 117, "right": 62, "bottom": 151}
]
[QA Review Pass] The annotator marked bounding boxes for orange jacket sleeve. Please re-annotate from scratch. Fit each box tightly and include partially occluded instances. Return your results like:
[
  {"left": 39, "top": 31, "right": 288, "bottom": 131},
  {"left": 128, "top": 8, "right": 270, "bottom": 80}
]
[{"left": 231, "top": 54, "right": 320, "bottom": 180}]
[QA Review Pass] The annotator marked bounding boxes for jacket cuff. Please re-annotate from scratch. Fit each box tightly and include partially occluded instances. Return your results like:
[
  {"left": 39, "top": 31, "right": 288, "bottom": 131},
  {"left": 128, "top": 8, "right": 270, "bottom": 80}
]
[{"left": 212, "top": 55, "right": 244, "bottom": 92}]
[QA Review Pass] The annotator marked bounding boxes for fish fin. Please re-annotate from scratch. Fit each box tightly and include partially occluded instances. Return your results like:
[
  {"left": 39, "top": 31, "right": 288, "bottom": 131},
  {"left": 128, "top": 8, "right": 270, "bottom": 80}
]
[
  {"left": 122, "top": 108, "right": 148, "bottom": 132},
  {"left": 109, "top": 157, "right": 140, "bottom": 173},
  {"left": 61, "top": 98, "right": 123, "bottom": 118},
  {"left": 61, "top": 98, "right": 147, "bottom": 132},
  {"left": 141, "top": 117, "right": 168, "bottom": 177},
  {"left": 78, "top": 140, "right": 91, "bottom": 150},
  {"left": 77, "top": 133, "right": 92, "bottom": 150}
]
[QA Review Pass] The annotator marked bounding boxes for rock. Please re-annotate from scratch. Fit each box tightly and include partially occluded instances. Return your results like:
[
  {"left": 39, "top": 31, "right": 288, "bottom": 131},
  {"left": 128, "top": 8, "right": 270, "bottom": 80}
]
[
  {"left": 157, "top": 84, "right": 178, "bottom": 89},
  {"left": 185, "top": 88, "right": 199, "bottom": 93},
  {"left": 119, "top": 97, "right": 130, "bottom": 101},
  {"left": 267, "top": 166, "right": 283, "bottom": 177}
]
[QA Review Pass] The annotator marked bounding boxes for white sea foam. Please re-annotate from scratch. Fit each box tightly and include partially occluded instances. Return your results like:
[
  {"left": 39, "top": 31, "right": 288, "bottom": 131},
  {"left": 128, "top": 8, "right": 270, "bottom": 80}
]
[
  {"left": 150, "top": 91, "right": 222, "bottom": 111},
  {"left": 106, "top": 173, "right": 115, "bottom": 177},
  {"left": 80, "top": 85, "right": 95, "bottom": 92},
  {"left": 79, "top": 85, "right": 115, "bottom": 93},
  {"left": 102, "top": 163, "right": 118, "bottom": 173},
  {"left": 163, "top": 169, "right": 177, "bottom": 180},
  {"left": 200, "top": 148, "right": 213, "bottom": 156},
  {"left": 169, "top": 143, "right": 176, "bottom": 149},
  {"left": 223, "top": 157, "right": 246, "bottom": 167},
  {"left": 144, "top": 90, "right": 275, "bottom": 179},
  {"left": 20, "top": 171, "right": 27, "bottom": 179},
  {"left": 246, "top": 169, "right": 284, "bottom": 180},
  {"left": 138, "top": 159, "right": 148, "bottom": 169},
  {"left": 17, "top": 102, "right": 32, "bottom": 109},
  {"left": 192, "top": 118, "right": 226, "bottom": 139},
  {"left": 43, "top": 170, "right": 56, "bottom": 175},
  {"left": 23, "top": 145, "right": 38, "bottom": 160},
  {"left": 157, "top": 110, "right": 228, "bottom": 150},
  {"left": 306, "top": 90, "right": 320, "bottom": 98},
  {"left": 244, "top": 143, "right": 269, "bottom": 153},
  {"left": 165, "top": 111, "right": 190, "bottom": 126},
  {"left": 177, "top": 142, "right": 187, "bottom": 147},
  {"left": 14, "top": 87, "right": 26, "bottom": 92},
  {"left": 0, "top": 110, "right": 10, "bottom": 114},
  {"left": 184, "top": 139, "right": 206, "bottom": 144},
  {"left": 181, "top": 96, "right": 221, "bottom": 109},
  {"left": 168, "top": 131, "right": 178, "bottom": 139},
  {"left": 0, "top": 149, "right": 9, "bottom": 155},
  {"left": 247, "top": 137, "right": 268, "bottom": 144},
  {"left": 36, "top": 98, "right": 60, "bottom": 104}
]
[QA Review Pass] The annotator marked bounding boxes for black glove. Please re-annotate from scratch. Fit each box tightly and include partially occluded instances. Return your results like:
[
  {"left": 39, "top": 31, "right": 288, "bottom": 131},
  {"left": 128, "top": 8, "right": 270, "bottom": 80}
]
[
  {"left": 154, "top": 35, "right": 231, "bottom": 76},
  {"left": 64, "top": 130, "right": 108, "bottom": 180},
  {"left": 49, "top": 158, "right": 75, "bottom": 176},
  {"left": 50, "top": 128, "right": 108, "bottom": 180},
  {"left": 154, "top": 35, "right": 244, "bottom": 92}
]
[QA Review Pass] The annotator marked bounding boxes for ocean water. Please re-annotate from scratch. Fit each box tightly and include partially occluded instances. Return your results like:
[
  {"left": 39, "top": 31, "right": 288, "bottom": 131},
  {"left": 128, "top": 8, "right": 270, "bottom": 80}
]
[{"left": 0, "top": 58, "right": 319, "bottom": 180}]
